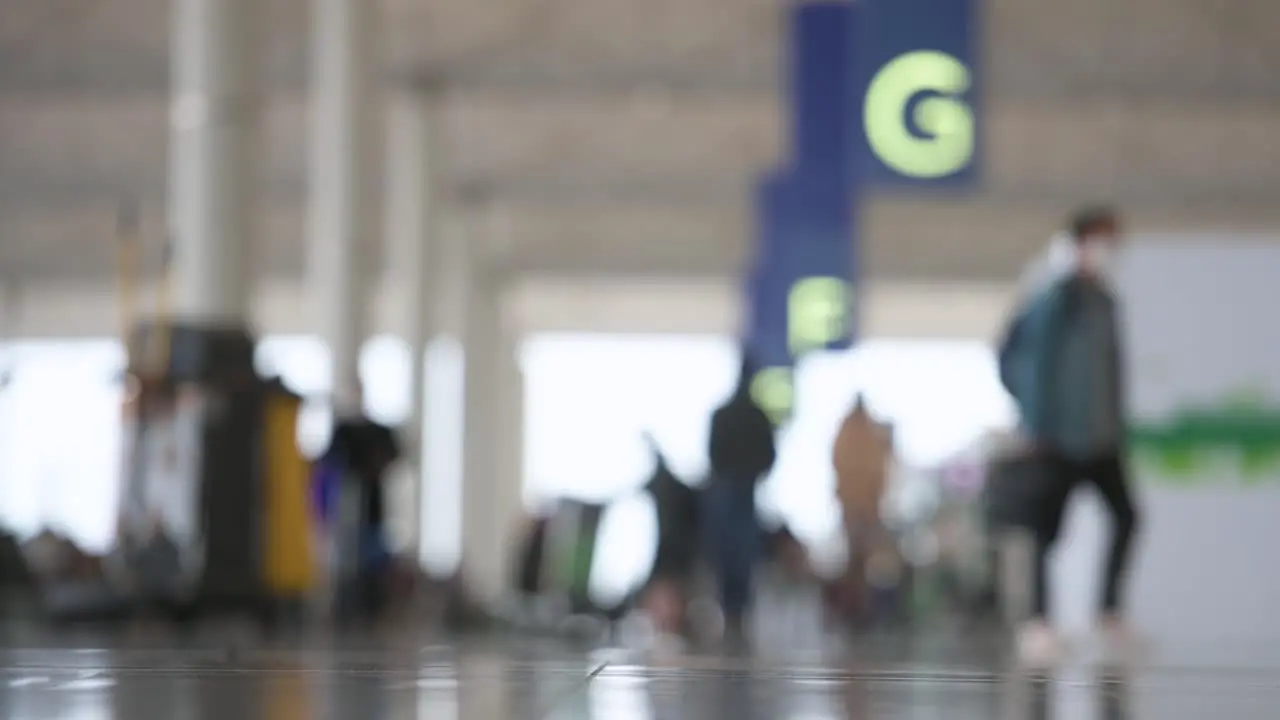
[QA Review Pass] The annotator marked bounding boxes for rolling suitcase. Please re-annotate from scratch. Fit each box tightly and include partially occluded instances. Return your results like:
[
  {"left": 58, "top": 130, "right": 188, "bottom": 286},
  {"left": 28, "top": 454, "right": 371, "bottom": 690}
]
[
  {"left": 982, "top": 454, "right": 1047, "bottom": 530},
  {"left": 981, "top": 453, "right": 1050, "bottom": 627}
]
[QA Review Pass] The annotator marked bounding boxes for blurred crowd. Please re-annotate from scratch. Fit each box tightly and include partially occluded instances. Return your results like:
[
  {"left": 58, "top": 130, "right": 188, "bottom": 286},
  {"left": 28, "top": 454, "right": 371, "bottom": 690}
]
[{"left": 0, "top": 208, "right": 1138, "bottom": 655}]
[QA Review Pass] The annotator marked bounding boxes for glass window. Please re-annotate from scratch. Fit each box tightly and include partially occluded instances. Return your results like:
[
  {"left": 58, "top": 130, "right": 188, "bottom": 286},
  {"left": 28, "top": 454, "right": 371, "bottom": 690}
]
[
  {"left": 521, "top": 334, "right": 738, "bottom": 504},
  {"left": 520, "top": 335, "right": 1015, "bottom": 592},
  {"left": 0, "top": 340, "right": 124, "bottom": 551},
  {"left": 765, "top": 340, "right": 1017, "bottom": 542},
  {"left": 255, "top": 334, "right": 410, "bottom": 457}
]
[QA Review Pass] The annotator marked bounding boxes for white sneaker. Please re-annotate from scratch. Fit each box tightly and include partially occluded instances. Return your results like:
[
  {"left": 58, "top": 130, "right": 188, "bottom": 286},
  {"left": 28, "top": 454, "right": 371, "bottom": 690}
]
[
  {"left": 1017, "top": 622, "right": 1066, "bottom": 668},
  {"left": 1100, "top": 617, "right": 1148, "bottom": 664}
]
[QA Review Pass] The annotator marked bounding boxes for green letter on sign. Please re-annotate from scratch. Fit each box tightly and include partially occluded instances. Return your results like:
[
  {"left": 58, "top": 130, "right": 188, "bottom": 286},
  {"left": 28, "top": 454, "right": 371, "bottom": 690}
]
[
  {"left": 788, "top": 276, "right": 850, "bottom": 358},
  {"left": 751, "top": 366, "right": 794, "bottom": 426},
  {"left": 863, "top": 50, "right": 974, "bottom": 179}
]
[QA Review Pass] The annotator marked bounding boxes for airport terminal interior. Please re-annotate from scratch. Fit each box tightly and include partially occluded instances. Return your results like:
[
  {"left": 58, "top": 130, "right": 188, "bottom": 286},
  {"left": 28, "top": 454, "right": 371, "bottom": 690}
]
[{"left": 4, "top": 0, "right": 1280, "bottom": 717}]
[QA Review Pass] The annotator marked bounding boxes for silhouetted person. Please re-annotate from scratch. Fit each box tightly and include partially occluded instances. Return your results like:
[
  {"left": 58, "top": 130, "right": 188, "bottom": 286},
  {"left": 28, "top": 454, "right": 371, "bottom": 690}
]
[
  {"left": 705, "top": 353, "right": 777, "bottom": 641},
  {"left": 833, "top": 395, "right": 891, "bottom": 523},
  {"left": 641, "top": 433, "right": 701, "bottom": 637},
  {"left": 324, "top": 415, "right": 400, "bottom": 624},
  {"left": 832, "top": 394, "right": 893, "bottom": 624}
]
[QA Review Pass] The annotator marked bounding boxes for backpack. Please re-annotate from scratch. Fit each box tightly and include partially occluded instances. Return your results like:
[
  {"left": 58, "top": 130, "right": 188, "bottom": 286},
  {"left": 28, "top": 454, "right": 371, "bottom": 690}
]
[{"left": 1000, "top": 277, "right": 1093, "bottom": 405}]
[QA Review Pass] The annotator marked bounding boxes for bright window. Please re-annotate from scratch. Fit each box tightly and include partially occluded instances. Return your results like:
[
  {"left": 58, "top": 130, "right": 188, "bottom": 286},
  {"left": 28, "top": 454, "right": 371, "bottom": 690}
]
[{"left": 520, "top": 335, "right": 1016, "bottom": 595}]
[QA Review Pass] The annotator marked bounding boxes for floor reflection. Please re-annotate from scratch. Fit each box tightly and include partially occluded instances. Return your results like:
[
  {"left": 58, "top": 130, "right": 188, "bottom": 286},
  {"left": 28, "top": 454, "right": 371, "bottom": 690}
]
[
  {"left": 0, "top": 644, "right": 1272, "bottom": 720},
  {"left": 262, "top": 670, "right": 314, "bottom": 720},
  {"left": 587, "top": 672, "right": 653, "bottom": 719}
]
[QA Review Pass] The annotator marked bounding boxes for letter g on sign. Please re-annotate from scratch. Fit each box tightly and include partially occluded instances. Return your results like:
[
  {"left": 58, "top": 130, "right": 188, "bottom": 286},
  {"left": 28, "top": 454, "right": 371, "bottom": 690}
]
[{"left": 863, "top": 50, "right": 974, "bottom": 180}]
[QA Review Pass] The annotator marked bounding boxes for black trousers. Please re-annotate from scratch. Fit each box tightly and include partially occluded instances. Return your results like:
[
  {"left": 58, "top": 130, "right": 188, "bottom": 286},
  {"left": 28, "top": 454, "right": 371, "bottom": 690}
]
[{"left": 1029, "top": 452, "right": 1140, "bottom": 619}]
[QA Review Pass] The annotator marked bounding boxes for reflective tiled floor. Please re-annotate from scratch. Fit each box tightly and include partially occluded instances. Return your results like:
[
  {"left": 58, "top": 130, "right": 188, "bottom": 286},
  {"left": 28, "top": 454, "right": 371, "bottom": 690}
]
[{"left": 1, "top": 630, "right": 1278, "bottom": 719}]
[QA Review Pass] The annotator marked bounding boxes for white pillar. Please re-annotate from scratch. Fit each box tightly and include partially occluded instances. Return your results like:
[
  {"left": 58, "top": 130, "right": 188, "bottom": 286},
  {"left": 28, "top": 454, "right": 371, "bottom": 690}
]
[
  {"left": 418, "top": 220, "right": 469, "bottom": 574},
  {"left": 459, "top": 223, "right": 525, "bottom": 607},
  {"left": 492, "top": 321, "right": 525, "bottom": 581},
  {"left": 169, "top": 0, "right": 261, "bottom": 323},
  {"left": 385, "top": 91, "right": 437, "bottom": 558},
  {"left": 307, "top": 0, "right": 382, "bottom": 414},
  {"left": 460, "top": 265, "right": 501, "bottom": 603}
]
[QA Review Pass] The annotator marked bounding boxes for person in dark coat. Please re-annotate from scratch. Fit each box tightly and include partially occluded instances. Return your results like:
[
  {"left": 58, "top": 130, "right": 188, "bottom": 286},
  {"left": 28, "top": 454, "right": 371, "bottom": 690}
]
[
  {"left": 704, "top": 352, "right": 777, "bottom": 639},
  {"left": 323, "top": 415, "right": 400, "bottom": 624}
]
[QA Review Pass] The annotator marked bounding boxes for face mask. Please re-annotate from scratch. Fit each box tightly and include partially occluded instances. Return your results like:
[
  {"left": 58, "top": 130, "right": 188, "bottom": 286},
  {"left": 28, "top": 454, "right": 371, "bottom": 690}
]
[{"left": 1080, "top": 240, "right": 1115, "bottom": 276}]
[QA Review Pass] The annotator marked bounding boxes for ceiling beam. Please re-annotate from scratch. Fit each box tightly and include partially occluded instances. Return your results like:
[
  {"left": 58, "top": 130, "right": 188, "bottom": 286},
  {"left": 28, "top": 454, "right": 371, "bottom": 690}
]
[
  {"left": 0, "top": 173, "right": 754, "bottom": 210},
  {"left": 7, "top": 172, "right": 1280, "bottom": 215},
  {"left": 10, "top": 94, "right": 1280, "bottom": 213},
  {"left": 0, "top": 52, "right": 779, "bottom": 98},
  {"left": 393, "top": 60, "right": 776, "bottom": 100},
  {"left": 7, "top": 192, "right": 1280, "bottom": 287}
]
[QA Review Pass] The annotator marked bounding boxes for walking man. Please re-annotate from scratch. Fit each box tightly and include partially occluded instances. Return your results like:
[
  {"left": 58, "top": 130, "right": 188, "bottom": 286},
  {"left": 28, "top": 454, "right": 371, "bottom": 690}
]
[
  {"left": 706, "top": 352, "right": 777, "bottom": 644},
  {"left": 1001, "top": 205, "right": 1142, "bottom": 664}
]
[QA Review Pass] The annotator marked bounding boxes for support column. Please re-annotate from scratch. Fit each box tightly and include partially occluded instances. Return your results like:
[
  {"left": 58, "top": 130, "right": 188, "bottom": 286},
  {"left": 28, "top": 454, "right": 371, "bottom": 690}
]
[
  {"left": 385, "top": 90, "right": 438, "bottom": 559},
  {"left": 419, "top": 220, "right": 469, "bottom": 574},
  {"left": 459, "top": 219, "right": 525, "bottom": 608},
  {"left": 134, "top": 0, "right": 265, "bottom": 607},
  {"left": 307, "top": 0, "right": 382, "bottom": 414},
  {"left": 169, "top": 0, "right": 260, "bottom": 322},
  {"left": 492, "top": 319, "right": 525, "bottom": 589},
  {"left": 460, "top": 264, "right": 501, "bottom": 605}
]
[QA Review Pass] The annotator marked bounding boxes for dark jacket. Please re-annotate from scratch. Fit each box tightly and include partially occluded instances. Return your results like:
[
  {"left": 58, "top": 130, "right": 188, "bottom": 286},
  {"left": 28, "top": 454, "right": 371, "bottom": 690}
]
[
  {"left": 1006, "top": 274, "right": 1126, "bottom": 459},
  {"left": 324, "top": 418, "right": 401, "bottom": 530},
  {"left": 708, "top": 359, "right": 777, "bottom": 484},
  {"left": 646, "top": 448, "right": 702, "bottom": 581}
]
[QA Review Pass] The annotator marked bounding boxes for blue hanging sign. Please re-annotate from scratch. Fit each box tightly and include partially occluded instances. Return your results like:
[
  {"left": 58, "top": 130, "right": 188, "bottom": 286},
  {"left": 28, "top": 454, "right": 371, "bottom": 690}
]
[
  {"left": 852, "top": 0, "right": 982, "bottom": 188},
  {"left": 790, "top": 1, "right": 856, "bottom": 187},
  {"left": 747, "top": 0, "right": 984, "bottom": 419},
  {"left": 756, "top": 175, "right": 856, "bottom": 357},
  {"left": 744, "top": 3, "right": 864, "bottom": 423},
  {"left": 745, "top": 171, "right": 857, "bottom": 423}
]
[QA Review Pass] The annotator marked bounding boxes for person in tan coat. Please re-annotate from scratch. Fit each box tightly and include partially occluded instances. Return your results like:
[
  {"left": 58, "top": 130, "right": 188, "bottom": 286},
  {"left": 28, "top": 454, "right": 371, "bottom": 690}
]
[
  {"left": 831, "top": 394, "right": 894, "bottom": 623},
  {"left": 833, "top": 394, "right": 891, "bottom": 526}
]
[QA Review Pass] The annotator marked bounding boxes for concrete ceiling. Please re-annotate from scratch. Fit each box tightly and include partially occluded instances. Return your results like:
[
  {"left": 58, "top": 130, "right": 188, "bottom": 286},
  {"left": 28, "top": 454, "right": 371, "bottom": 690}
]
[{"left": 4, "top": 0, "right": 1280, "bottom": 284}]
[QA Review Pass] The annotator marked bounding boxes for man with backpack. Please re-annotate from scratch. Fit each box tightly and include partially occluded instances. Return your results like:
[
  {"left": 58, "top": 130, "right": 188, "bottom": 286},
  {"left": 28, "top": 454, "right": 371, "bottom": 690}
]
[
  {"left": 997, "top": 205, "right": 1142, "bottom": 665},
  {"left": 706, "top": 352, "right": 778, "bottom": 643}
]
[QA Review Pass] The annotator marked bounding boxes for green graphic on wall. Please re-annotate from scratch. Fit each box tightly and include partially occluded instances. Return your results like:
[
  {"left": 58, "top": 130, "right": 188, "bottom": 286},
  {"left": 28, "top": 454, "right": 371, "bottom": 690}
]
[{"left": 1129, "top": 390, "right": 1280, "bottom": 484}]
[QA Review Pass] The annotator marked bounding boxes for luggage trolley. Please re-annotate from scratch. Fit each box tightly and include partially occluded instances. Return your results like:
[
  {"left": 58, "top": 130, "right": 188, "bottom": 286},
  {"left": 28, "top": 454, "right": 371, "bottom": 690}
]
[
  {"left": 111, "top": 325, "right": 317, "bottom": 629},
  {"left": 511, "top": 499, "right": 620, "bottom": 634}
]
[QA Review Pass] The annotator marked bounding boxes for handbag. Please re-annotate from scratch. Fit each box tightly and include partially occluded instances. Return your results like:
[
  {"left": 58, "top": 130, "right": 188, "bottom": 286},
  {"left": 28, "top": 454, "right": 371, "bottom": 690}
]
[{"left": 982, "top": 453, "right": 1053, "bottom": 530}]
